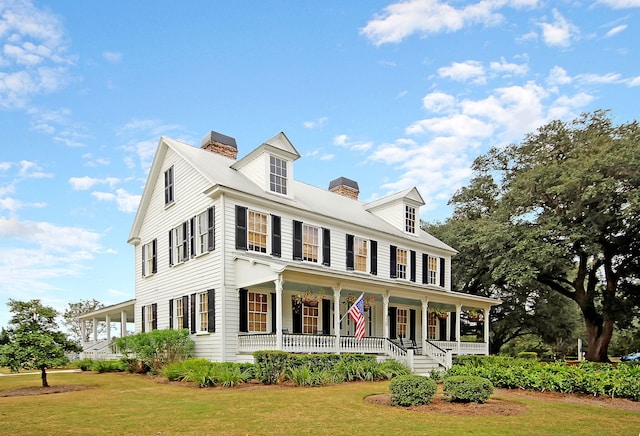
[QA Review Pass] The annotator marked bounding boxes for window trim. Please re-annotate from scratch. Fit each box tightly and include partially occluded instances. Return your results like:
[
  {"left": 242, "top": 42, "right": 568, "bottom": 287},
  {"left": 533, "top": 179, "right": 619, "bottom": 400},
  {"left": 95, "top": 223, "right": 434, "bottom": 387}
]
[
  {"left": 247, "top": 291, "right": 269, "bottom": 333},
  {"left": 142, "top": 239, "right": 157, "bottom": 277},
  {"left": 405, "top": 204, "right": 416, "bottom": 234},
  {"left": 353, "top": 236, "right": 369, "bottom": 273},
  {"left": 247, "top": 210, "right": 269, "bottom": 254},
  {"left": 302, "top": 223, "right": 320, "bottom": 263},
  {"left": 164, "top": 165, "right": 175, "bottom": 206},
  {"left": 396, "top": 247, "right": 408, "bottom": 280},
  {"left": 269, "top": 155, "right": 288, "bottom": 195}
]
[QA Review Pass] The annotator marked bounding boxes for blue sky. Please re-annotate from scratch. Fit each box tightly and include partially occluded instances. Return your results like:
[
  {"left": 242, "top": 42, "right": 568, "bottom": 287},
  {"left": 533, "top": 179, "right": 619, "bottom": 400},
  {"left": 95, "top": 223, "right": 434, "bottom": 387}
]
[{"left": 1, "top": 0, "right": 639, "bottom": 327}]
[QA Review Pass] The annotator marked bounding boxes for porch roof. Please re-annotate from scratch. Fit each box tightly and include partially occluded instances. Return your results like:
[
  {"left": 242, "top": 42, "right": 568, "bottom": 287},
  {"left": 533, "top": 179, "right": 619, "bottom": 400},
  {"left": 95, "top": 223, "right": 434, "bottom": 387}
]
[
  {"left": 76, "top": 299, "right": 136, "bottom": 322},
  {"left": 234, "top": 254, "right": 501, "bottom": 309}
]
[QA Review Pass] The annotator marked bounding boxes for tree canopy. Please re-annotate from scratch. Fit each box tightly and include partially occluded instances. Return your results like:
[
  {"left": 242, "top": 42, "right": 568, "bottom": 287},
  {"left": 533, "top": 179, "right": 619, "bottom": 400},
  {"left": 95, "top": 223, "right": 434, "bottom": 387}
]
[
  {"left": 62, "top": 298, "right": 104, "bottom": 343},
  {"left": 433, "top": 110, "right": 640, "bottom": 361},
  {"left": 0, "top": 299, "right": 81, "bottom": 387}
]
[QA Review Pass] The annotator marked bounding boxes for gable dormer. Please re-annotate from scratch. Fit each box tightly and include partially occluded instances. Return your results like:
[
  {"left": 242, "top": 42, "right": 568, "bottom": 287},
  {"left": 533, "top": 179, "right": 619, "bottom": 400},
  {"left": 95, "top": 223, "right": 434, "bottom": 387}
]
[
  {"left": 231, "top": 132, "right": 300, "bottom": 198},
  {"left": 364, "top": 187, "right": 425, "bottom": 236}
]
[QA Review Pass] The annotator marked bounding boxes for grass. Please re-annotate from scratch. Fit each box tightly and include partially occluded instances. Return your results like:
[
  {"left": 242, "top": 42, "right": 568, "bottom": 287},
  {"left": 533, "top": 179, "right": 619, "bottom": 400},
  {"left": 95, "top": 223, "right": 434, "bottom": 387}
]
[{"left": 0, "top": 372, "right": 639, "bottom": 435}]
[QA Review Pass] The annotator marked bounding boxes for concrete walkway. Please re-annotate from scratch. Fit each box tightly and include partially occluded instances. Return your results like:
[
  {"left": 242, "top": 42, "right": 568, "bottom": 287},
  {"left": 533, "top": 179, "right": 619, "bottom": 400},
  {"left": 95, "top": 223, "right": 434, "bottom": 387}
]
[{"left": 0, "top": 369, "right": 81, "bottom": 377}]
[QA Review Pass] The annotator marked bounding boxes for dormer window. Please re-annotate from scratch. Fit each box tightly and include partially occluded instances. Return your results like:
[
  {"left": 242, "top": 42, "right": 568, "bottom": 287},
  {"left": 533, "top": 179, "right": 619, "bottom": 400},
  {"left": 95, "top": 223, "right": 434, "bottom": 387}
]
[
  {"left": 405, "top": 205, "right": 416, "bottom": 234},
  {"left": 269, "top": 155, "right": 287, "bottom": 195}
]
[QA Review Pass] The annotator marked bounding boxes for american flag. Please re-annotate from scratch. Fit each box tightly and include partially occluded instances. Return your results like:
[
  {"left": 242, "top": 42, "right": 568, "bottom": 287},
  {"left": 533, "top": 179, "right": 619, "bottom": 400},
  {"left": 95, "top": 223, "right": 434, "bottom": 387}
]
[{"left": 347, "top": 293, "right": 365, "bottom": 340}]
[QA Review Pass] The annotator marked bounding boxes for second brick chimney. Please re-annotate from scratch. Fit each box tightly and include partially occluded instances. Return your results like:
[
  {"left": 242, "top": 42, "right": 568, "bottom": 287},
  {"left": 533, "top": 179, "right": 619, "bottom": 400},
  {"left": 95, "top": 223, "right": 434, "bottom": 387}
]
[
  {"left": 201, "top": 131, "right": 238, "bottom": 159},
  {"left": 329, "top": 176, "right": 359, "bottom": 200}
]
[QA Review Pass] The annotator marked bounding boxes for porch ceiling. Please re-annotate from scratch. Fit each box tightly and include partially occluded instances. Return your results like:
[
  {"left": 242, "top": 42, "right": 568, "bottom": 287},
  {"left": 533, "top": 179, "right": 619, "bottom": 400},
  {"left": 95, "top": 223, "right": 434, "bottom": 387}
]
[{"left": 76, "top": 299, "right": 135, "bottom": 322}]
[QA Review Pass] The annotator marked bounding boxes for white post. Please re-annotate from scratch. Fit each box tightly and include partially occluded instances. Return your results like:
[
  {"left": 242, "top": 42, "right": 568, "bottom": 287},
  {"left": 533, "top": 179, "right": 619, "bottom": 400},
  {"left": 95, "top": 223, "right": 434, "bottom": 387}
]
[
  {"left": 105, "top": 314, "right": 111, "bottom": 342},
  {"left": 383, "top": 291, "right": 390, "bottom": 339},
  {"left": 120, "top": 310, "right": 127, "bottom": 337},
  {"left": 274, "top": 275, "right": 284, "bottom": 350},
  {"left": 483, "top": 308, "right": 490, "bottom": 355},
  {"left": 577, "top": 338, "right": 583, "bottom": 361},
  {"left": 421, "top": 298, "right": 428, "bottom": 356},
  {"left": 81, "top": 320, "right": 87, "bottom": 344},
  {"left": 455, "top": 303, "right": 462, "bottom": 354},
  {"left": 333, "top": 286, "right": 341, "bottom": 354},
  {"left": 92, "top": 317, "right": 98, "bottom": 342}
]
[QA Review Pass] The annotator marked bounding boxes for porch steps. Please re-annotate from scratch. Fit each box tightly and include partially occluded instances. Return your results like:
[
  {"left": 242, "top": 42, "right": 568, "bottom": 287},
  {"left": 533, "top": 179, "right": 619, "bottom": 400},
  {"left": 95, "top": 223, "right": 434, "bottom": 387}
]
[{"left": 411, "top": 354, "right": 442, "bottom": 377}]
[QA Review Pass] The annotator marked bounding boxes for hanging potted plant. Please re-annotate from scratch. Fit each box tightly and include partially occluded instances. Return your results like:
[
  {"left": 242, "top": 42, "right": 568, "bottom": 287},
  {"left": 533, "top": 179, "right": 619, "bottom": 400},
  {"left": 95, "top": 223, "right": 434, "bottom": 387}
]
[
  {"left": 300, "top": 290, "right": 319, "bottom": 307},
  {"left": 465, "top": 309, "right": 484, "bottom": 322},
  {"left": 345, "top": 293, "right": 357, "bottom": 306},
  {"left": 363, "top": 295, "right": 376, "bottom": 311},
  {"left": 432, "top": 308, "right": 449, "bottom": 319}
]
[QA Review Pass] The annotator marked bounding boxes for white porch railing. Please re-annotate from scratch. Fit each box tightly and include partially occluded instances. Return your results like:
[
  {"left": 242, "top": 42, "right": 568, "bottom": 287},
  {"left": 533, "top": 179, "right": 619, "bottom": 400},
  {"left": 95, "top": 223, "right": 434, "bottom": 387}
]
[
  {"left": 431, "top": 340, "right": 488, "bottom": 355},
  {"left": 424, "top": 340, "right": 452, "bottom": 369},
  {"left": 79, "top": 339, "right": 122, "bottom": 360}
]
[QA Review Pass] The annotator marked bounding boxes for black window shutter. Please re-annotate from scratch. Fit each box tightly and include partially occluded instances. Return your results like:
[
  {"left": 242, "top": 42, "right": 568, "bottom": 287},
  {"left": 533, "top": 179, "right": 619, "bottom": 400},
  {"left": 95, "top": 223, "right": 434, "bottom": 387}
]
[
  {"left": 370, "top": 240, "right": 377, "bottom": 275},
  {"left": 239, "top": 288, "right": 248, "bottom": 333},
  {"left": 346, "top": 234, "right": 354, "bottom": 271},
  {"left": 190, "top": 293, "right": 196, "bottom": 334},
  {"left": 390, "top": 245, "right": 397, "bottom": 278},
  {"left": 151, "top": 303, "right": 158, "bottom": 330},
  {"left": 182, "top": 221, "right": 189, "bottom": 261},
  {"left": 152, "top": 239, "right": 157, "bottom": 273},
  {"left": 322, "top": 298, "right": 331, "bottom": 335},
  {"left": 422, "top": 253, "right": 428, "bottom": 284},
  {"left": 141, "top": 243, "right": 146, "bottom": 277},
  {"left": 189, "top": 217, "right": 196, "bottom": 258},
  {"left": 292, "top": 299, "right": 302, "bottom": 334},
  {"left": 409, "top": 309, "right": 416, "bottom": 341},
  {"left": 440, "top": 257, "right": 446, "bottom": 287},
  {"left": 235, "top": 205, "right": 247, "bottom": 250},
  {"left": 450, "top": 311, "right": 456, "bottom": 340},
  {"left": 271, "top": 293, "right": 276, "bottom": 333},
  {"left": 322, "top": 228, "right": 331, "bottom": 266},
  {"left": 389, "top": 306, "right": 397, "bottom": 339},
  {"left": 207, "top": 207, "right": 215, "bottom": 251},
  {"left": 410, "top": 250, "right": 416, "bottom": 282},
  {"left": 141, "top": 305, "right": 146, "bottom": 333},
  {"left": 271, "top": 215, "right": 281, "bottom": 257},
  {"left": 439, "top": 317, "right": 447, "bottom": 341},
  {"left": 182, "top": 295, "right": 189, "bottom": 329},
  {"left": 293, "top": 220, "right": 303, "bottom": 260},
  {"left": 169, "top": 299, "right": 174, "bottom": 329},
  {"left": 207, "top": 289, "right": 215, "bottom": 333},
  {"left": 168, "top": 230, "right": 174, "bottom": 266}
]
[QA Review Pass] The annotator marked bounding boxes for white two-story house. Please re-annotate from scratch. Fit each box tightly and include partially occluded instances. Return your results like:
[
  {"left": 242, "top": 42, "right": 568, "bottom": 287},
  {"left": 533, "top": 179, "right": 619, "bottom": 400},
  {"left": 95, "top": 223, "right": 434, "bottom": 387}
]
[{"left": 80, "top": 130, "right": 500, "bottom": 372}]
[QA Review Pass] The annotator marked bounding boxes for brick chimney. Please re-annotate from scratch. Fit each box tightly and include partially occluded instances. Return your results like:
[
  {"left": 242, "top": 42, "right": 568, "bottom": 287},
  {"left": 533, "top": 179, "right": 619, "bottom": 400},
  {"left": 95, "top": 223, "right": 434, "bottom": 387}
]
[
  {"left": 200, "top": 131, "right": 238, "bottom": 159},
  {"left": 329, "top": 176, "right": 359, "bottom": 200}
]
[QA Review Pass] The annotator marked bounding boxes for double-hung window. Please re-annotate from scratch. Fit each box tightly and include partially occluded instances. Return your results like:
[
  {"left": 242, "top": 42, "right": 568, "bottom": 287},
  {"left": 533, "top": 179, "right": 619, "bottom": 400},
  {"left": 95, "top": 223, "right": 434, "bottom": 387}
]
[
  {"left": 248, "top": 210, "right": 268, "bottom": 253},
  {"left": 164, "top": 165, "right": 174, "bottom": 206},
  {"left": 198, "top": 292, "right": 208, "bottom": 332},
  {"left": 142, "top": 303, "right": 156, "bottom": 332},
  {"left": 354, "top": 237, "right": 368, "bottom": 272},
  {"left": 248, "top": 292, "right": 268, "bottom": 332},
  {"left": 396, "top": 248, "right": 408, "bottom": 279},
  {"left": 397, "top": 308, "right": 408, "bottom": 339},
  {"left": 269, "top": 155, "right": 287, "bottom": 195},
  {"left": 428, "top": 255, "right": 438, "bottom": 285},
  {"left": 302, "top": 224, "right": 319, "bottom": 262},
  {"left": 405, "top": 204, "right": 416, "bottom": 234},
  {"left": 303, "top": 303, "right": 319, "bottom": 334},
  {"left": 175, "top": 298, "right": 184, "bottom": 330},
  {"left": 172, "top": 222, "right": 188, "bottom": 264},
  {"left": 141, "top": 239, "right": 157, "bottom": 277}
]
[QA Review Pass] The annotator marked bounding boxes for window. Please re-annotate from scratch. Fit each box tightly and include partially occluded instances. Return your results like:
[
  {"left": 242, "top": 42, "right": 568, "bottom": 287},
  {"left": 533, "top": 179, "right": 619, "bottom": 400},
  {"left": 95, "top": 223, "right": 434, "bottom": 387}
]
[
  {"left": 175, "top": 298, "right": 184, "bottom": 330},
  {"left": 198, "top": 292, "right": 208, "bottom": 332},
  {"left": 269, "top": 155, "right": 287, "bottom": 194},
  {"left": 396, "top": 248, "right": 408, "bottom": 279},
  {"left": 397, "top": 308, "right": 408, "bottom": 339},
  {"left": 427, "top": 312, "right": 437, "bottom": 340},
  {"left": 142, "top": 239, "right": 157, "bottom": 277},
  {"left": 354, "top": 237, "right": 368, "bottom": 272},
  {"left": 143, "top": 303, "right": 156, "bottom": 332},
  {"left": 303, "top": 224, "right": 319, "bottom": 262},
  {"left": 248, "top": 292, "right": 268, "bottom": 332},
  {"left": 172, "top": 222, "right": 188, "bottom": 264},
  {"left": 303, "top": 303, "right": 319, "bottom": 334},
  {"left": 164, "top": 165, "right": 174, "bottom": 205},
  {"left": 428, "top": 256, "right": 438, "bottom": 285},
  {"left": 248, "top": 210, "right": 268, "bottom": 253},
  {"left": 405, "top": 204, "right": 416, "bottom": 234},
  {"left": 196, "top": 211, "right": 209, "bottom": 254}
]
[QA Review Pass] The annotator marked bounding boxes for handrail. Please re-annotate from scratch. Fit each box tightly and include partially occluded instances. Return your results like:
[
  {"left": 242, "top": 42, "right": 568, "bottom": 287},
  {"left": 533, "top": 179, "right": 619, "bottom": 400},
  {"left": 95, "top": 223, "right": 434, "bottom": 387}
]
[{"left": 424, "top": 340, "right": 452, "bottom": 369}]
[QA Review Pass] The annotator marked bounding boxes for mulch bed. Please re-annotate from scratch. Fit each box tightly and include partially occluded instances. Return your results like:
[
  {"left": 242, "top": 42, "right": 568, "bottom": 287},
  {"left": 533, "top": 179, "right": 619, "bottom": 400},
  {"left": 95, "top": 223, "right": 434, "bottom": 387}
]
[{"left": 0, "top": 385, "right": 92, "bottom": 398}]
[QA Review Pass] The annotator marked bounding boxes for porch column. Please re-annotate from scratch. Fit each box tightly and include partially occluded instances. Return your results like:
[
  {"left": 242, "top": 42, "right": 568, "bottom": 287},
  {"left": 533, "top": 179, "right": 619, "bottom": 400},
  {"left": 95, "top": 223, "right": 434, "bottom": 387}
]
[
  {"left": 92, "top": 317, "right": 98, "bottom": 341},
  {"left": 455, "top": 303, "right": 462, "bottom": 353},
  {"left": 120, "top": 310, "right": 128, "bottom": 338},
  {"left": 421, "top": 298, "right": 428, "bottom": 355},
  {"left": 383, "top": 291, "right": 390, "bottom": 339},
  {"left": 81, "top": 320, "right": 87, "bottom": 343},
  {"left": 105, "top": 314, "right": 111, "bottom": 342},
  {"left": 274, "top": 275, "right": 284, "bottom": 350},
  {"left": 483, "top": 307, "right": 490, "bottom": 355},
  {"left": 333, "top": 286, "right": 341, "bottom": 354}
]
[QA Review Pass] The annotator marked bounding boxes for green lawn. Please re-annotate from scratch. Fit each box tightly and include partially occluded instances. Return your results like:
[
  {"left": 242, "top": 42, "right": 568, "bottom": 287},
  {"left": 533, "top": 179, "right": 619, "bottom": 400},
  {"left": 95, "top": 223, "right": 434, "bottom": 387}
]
[{"left": 1, "top": 372, "right": 639, "bottom": 435}]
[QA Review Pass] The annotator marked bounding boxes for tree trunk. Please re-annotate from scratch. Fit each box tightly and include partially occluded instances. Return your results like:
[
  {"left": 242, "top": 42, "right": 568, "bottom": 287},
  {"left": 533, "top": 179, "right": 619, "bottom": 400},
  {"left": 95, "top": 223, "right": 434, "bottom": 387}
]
[
  {"left": 41, "top": 367, "right": 49, "bottom": 388},
  {"left": 583, "top": 317, "right": 613, "bottom": 362}
]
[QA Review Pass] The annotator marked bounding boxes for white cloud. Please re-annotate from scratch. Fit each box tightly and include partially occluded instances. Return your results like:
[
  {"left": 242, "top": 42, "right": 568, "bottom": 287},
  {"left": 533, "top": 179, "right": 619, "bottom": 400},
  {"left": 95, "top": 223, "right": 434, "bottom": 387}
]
[
  {"left": 69, "top": 176, "right": 120, "bottom": 191},
  {"left": 575, "top": 72, "right": 623, "bottom": 85},
  {"left": 422, "top": 91, "right": 456, "bottom": 113},
  {"left": 547, "top": 66, "right": 572, "bottom": 86},
  {"left": 628, "top": 76, "right": 640, "bottom": 87},
  {"left": 103, "top": 51, "right": 123, "bottom": 63},
  {"left": 118, "top": 119, "right": 186, "bottom": 172},
  {"left": 597, "top": 0, "right": 640, "bottom": 8},
  {"left": 407, "top": 114, "right": 494, "bottom": 137},
  {"left": 320, "top": 154, "right": 334, "bottom": 161},
  {"left": 605, "top": 24, "right": 627, "bottom": 37},
  {"left": 303, "top": 116, "right": 328, "bottom": 129},
  {"left": 538, "top": 9, "right": 578, "bottom": 48},
  {"left": 333, "top": 134, "right": 372, "bottom": 152},
  {"left": 438, "top": 60, "right": 485, "bottom": 83},
  {"left": 489, "top": 57, "right": 528, "bottom": 76},
  {"left": 18, "top": 160, "right": 52, "bottom": 179},
  {"left": 91, "top": 188, "right": 141, "bottom": 213},
  {"left": 360, "top": 0, "right": 538, "bottom": 46}
]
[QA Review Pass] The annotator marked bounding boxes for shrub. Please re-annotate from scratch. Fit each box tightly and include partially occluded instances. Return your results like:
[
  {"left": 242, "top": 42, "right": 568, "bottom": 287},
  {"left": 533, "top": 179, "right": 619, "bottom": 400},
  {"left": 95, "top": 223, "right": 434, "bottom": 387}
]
[
  {"left": 114, "top": 329, "right": 195, "bottom": 373},
  {"left": 444, "top": 375, "right": 494, "bottom": 403},
  {"left": 389, "top": 375, "right": 437, "bottom": 406},
  {"left": 253, "top": 351, "right": 289, "bottom": 384},
  {"left": 74, "top": 358, "right": 95, "bottom": 371},
  {"left": 92, "top": 359, "right": 127, "bottom": 373},
  {"left": 517, "top": 352, "right": 538, "bottom": 360}
]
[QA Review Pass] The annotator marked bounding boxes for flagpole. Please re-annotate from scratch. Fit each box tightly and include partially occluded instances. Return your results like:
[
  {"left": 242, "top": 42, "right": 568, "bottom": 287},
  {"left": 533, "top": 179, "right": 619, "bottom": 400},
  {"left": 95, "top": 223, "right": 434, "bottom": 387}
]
[{"left": 339, "top": 292, "right": 364, "bottom": 323}]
